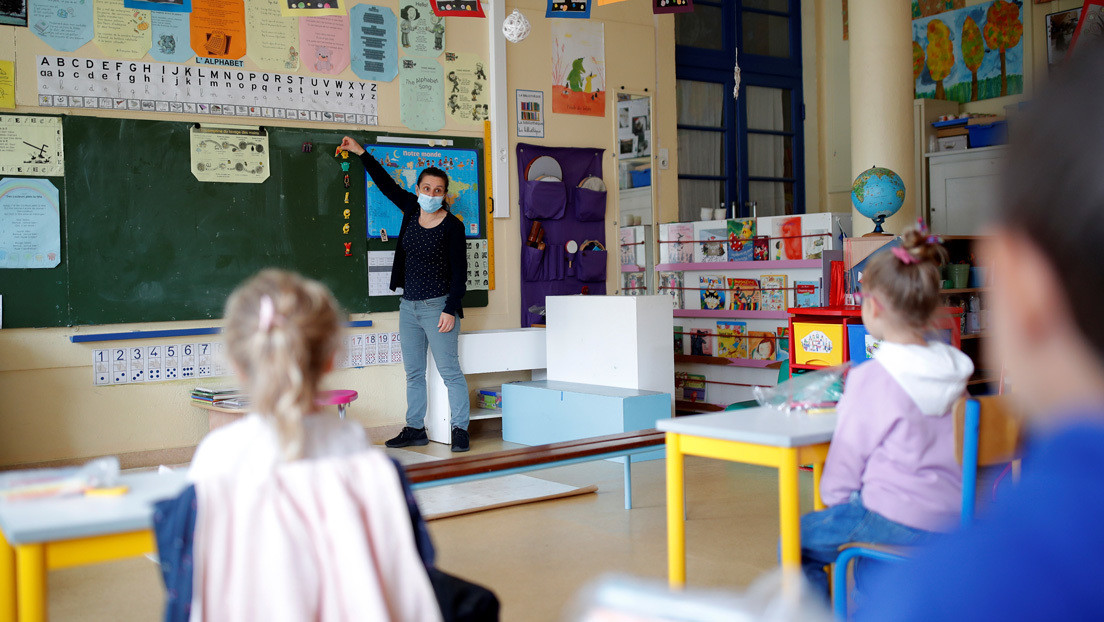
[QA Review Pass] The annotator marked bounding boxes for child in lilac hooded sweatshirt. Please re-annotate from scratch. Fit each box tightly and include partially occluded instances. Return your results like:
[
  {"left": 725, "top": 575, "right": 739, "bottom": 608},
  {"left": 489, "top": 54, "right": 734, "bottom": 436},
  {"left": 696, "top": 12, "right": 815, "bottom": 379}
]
[{"left": 799, "top": 227, "right": 973, "bottom": 600}]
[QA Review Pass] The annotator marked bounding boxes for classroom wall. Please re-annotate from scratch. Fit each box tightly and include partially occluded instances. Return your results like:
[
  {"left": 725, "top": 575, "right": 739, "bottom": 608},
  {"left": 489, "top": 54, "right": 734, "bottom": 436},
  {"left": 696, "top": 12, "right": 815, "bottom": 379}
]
[{"left": 0, "top": 0, "right": 677, "bottom": 467}]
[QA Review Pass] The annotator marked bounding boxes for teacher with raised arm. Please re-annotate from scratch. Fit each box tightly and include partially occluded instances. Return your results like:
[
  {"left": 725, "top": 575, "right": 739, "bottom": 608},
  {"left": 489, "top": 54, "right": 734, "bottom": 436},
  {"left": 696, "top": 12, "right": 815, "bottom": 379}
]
[{"left": 340, "top": 136, "right": 471, "bottom": 453}]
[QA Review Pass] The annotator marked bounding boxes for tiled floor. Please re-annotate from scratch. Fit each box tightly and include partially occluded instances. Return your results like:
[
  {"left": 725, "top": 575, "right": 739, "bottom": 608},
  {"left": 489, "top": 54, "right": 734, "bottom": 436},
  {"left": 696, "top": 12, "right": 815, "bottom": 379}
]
[{"left": 47, "top": 421, "right": 819, "bottom": 621}]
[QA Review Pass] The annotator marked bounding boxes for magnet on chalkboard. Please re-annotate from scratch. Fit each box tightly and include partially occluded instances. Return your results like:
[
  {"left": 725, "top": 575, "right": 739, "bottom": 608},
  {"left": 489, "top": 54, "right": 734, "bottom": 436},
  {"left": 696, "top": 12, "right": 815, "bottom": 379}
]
[
  {"left": 344, "top": 242, "right": 352, "bottom": 256},
  {"left": 343, "top": 174, "right": 350, "bottom": 188},
  {"left": 342, "top": 151, "right": 349, "bottom": 159},
  {"left": 302, "top": 141, "right": 313, "bottom": 153},
  {"left": 344, "top": 192, "right": 350, "bottom": 204},
  {"left": 381, "top": 229, "right": 389, "bottom": 242},
  {"left": 343, "top": 208, "right": 351, "bottom": 219},
  {"left": 342, "top": 223, "right": 350, "bottom": 234},
  {"left": 341, "top": 162, "right": 350, "bottom": 172}
]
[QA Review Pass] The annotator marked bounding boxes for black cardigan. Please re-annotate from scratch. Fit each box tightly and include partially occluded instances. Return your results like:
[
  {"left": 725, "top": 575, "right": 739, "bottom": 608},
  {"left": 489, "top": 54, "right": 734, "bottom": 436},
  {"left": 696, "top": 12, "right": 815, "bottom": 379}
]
[{"left": 359, "top": 151, "right": 467, "bottom": 318}]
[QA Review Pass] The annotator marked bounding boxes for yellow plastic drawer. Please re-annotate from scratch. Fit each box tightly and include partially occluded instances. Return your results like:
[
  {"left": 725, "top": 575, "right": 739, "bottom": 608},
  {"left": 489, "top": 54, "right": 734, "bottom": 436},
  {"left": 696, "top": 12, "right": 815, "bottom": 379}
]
[{"left": 793, "top": 322, "right": 845, "bottom": 367}]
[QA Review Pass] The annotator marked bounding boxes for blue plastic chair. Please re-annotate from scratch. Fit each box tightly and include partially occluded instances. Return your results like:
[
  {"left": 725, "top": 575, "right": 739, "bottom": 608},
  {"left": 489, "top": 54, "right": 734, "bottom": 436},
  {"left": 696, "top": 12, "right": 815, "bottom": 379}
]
[{"left": 831, "top": 396, "right": 1022, "bottom": 619}]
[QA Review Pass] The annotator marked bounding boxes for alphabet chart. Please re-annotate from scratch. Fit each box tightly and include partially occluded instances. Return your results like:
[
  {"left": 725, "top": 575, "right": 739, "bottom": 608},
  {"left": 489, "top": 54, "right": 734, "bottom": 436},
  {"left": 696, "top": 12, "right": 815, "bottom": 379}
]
[{"left": 92, "top": 332, "right": 402, "bottom": 385}]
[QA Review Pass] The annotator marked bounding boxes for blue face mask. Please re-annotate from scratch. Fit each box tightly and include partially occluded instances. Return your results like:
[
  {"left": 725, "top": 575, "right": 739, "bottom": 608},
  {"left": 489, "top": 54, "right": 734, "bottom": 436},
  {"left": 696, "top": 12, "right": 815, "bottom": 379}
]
[{"left": 417, "top": 193, "right": 445, "bottom": 213}]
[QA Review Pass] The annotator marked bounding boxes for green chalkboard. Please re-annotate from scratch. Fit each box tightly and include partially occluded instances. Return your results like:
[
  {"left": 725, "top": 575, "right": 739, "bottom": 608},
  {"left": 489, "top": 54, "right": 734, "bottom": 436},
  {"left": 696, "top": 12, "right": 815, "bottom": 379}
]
[{"left": 0, "top": 115, "right": 486, "bottom": 327}]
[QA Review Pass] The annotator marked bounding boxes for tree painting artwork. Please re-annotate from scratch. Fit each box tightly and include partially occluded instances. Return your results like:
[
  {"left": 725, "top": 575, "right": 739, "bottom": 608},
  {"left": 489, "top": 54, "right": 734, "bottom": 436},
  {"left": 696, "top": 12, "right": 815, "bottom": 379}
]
[
  {"left": 912, "top": 0, "right": 1024, "bottom": 103},
  {"left": 550, "top": 21, "right": 606, "bottom": 117}
]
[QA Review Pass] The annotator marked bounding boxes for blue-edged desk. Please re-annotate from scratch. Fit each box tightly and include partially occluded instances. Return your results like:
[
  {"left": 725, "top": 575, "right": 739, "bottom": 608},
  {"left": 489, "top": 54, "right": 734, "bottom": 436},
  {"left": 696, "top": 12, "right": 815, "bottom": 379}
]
[
  {"left": 657, "top": 408, "right": 836, "bottom": 587},
  {"left": 0, "top": 470, "right": 187, "bottom": 622}
]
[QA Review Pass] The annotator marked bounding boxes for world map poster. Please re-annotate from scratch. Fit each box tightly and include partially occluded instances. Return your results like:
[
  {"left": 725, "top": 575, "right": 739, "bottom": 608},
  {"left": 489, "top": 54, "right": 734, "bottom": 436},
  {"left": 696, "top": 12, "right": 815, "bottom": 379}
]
[{"left": 364, "top": 145, "right": 481, "bottom": 239}]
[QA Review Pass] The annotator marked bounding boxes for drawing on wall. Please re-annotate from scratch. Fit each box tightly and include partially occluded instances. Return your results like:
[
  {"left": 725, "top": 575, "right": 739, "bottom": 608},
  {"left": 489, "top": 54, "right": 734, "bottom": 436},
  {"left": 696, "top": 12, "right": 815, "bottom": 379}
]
[
  {"left": 546, "top": 0, "right": 590, "bottom": 19},
  {"left": 1, "top": 0, "right": 27, "bottom": 27},
  {"left": 430, "top": 0, "right": 484, "bottom": 18},
  {"left": 280, "top": 0, "right": 346, "bottom": 17},
  {"left": 300, "top": 14, "right": 351, "bottom": 75},
  {"left": 399, "top": 0, "right": 444, "bottom": 58},
  {"left": 150, "top": 10, "right": 194, "bottom": 62},
  {"left": 551, "top": 21, "right": 605, "bottom": 117},
  {"left": 442, "top": 52, "right": 489, "bottom": 124},
  {"left": 1047, "top": 8, "right": 1081, "bottom": 66},
  {"left": 912, "top": 0, "right": 965, "bottom": 18},
  {"left": 913, "top": 0, "right": 1023, "bottom": 103}
]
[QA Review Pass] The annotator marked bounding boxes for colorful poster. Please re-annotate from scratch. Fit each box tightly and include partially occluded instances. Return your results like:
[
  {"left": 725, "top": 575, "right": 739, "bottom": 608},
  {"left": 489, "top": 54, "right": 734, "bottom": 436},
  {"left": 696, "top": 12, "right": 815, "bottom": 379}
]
[
  {"left": 617, "top": 96, "right": 650, "bottom": 158},
  {"left": 546, "top": 0, "right": 591, "bottom": 19},
  {"left": 93, "top": 0, "right": 152, "bottom": 59},
  {"left": 189, "top": 125, "right": 270, "bottom": 183},
  {"left": 281, "top": 0, "right": 346, "bottom": 17},
  {"left": 364, "top": 144, "right": 481, "bottom": 238},
  {"left": 912, "top": 0, "right": 965, "bottom": 18},
  {"left": 0, "top": 62, "right": 13, "bottom": 109},
  {"left": 245, "top": 0, "right": 301, "bottom": 71},
  {"left": 399, "top": 57, "right": 445, "bottom": 132},
  {"left": 399, "top": 0, "right": 444, "bottom": 58},
  {"left": 29, "top": 0, "right": 94, "bottom": 52},
  {"left": 0, "top": 116, "right": 64, "bottom": 177},
  {"left": 596, "top": 0, "right": 628, "bottom": 5},
  {"left": 0, "top": 178, "right": 61, "bottom": 269},
  {"left": 38, "top": 56, "right": 378, "bottom": 125},
  {"left": 516, "top": 89, "right": 544, "bottom": 138},
  {"left": 150, "top": 11, "right": 194, "bottom": 62},
  {"left": 300, "top": 15, "right": 351, "bottom": 75},
  {"left": 190, "top": 0, "right": 247, "bottom": 60},
  {"left": 430, "top": 0, "right": 484, "bottom": 18},
  {"left": 1, "top": 0, "right": 28, "bottom": 26},
  {"left": 653, "top": 0, "right": 692, "bottom": 14},
  {"left": 551, "top": 21, "right": 605, "bottom": 116},
  {"left": 442, "top": 52, "right": 488, "bottom": 124},
  {"left": 912, "top": 0, "right": 1024, "bottom": 102},
  {"left": 124, "top": 0, "right": 192, "bottom": 12},
  {"left": 350, "top": 4, "right": 398, "bottom": 81}
]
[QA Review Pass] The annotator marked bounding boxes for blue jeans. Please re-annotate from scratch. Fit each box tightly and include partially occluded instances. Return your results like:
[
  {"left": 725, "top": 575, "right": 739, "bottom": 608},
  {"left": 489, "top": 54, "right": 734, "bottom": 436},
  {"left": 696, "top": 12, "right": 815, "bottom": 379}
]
[
  {"left": 399, "top": 296, "right": 470, "bottom": 431},
  {"left": 800, "top": 493, "right": 933, "bottom": 603}
]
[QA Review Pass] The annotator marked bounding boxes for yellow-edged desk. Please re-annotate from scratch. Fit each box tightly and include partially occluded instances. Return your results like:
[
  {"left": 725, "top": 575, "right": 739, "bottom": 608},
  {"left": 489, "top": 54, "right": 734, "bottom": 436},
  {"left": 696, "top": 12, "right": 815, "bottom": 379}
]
[
  {"left": 657, "top": 407, "right": 836, "bottom": 587},
  {"left": 0, "top": 470, "right": 187, "bottom": 622}
]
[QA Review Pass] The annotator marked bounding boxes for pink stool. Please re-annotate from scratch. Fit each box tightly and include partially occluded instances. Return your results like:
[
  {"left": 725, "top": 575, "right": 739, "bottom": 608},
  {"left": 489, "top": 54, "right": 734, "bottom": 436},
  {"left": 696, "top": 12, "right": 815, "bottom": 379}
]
[{"left": 317, "top": 389, "right": 358, "bottom": 419}]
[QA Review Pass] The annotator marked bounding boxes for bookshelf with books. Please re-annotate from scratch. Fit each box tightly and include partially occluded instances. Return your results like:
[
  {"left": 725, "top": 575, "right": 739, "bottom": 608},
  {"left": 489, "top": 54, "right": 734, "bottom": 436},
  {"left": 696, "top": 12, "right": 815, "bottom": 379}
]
[{"left": 659, "top": 220, "right": 843, "bottom": 413}]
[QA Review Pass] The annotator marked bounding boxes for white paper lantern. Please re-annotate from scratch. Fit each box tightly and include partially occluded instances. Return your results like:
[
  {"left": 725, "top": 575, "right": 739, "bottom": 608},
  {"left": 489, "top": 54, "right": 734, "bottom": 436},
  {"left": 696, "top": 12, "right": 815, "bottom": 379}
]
[
  {"left": 502, "top": 9, "right": 531, "bottom": 43},
  {"left": 733, "top": 48, "right": 741, "bottom": 100}
]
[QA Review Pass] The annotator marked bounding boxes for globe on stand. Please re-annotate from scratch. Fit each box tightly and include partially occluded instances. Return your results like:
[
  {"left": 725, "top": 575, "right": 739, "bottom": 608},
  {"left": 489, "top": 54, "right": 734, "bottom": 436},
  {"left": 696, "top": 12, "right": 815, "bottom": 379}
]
[{"left": 851, "top": 166, "right": 905, "bottom": 235}]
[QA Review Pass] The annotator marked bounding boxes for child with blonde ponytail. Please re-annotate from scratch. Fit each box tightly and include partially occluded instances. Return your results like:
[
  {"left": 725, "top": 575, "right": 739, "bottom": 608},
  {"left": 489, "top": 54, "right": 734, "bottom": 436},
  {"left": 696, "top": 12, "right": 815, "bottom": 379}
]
[
  {"left": 798, "top": 225, "right": 974, "bottom": 600},
  {"left": 188, "top": 269, "right": 368, "bottom": 479}
]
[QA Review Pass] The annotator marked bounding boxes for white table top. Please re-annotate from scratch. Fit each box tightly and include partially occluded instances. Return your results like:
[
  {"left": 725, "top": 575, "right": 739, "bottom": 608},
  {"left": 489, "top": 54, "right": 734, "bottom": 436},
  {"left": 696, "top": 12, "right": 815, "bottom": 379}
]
[
  {"left": 657, "top": 406, "right": 837, "bottom": 448},
  {"left": 0, "top": 470, "right": 188, "bottom": 545}
]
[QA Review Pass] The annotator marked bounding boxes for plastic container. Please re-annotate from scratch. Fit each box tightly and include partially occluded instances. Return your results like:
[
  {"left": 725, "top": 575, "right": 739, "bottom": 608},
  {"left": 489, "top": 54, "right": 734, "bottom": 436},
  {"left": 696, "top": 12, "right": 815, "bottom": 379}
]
[
  {"left": 629, "top": 168, "right": 651, "bottom": 188},
  {"left": 967, "top": 121, "right": 1008, "bottom": 148}
]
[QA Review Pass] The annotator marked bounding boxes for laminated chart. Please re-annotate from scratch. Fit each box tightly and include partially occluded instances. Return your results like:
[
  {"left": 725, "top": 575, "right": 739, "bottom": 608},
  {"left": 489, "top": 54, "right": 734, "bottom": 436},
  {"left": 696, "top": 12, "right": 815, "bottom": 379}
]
[{"left": 364, "top": 144, "right": 481, "bottom": 238}]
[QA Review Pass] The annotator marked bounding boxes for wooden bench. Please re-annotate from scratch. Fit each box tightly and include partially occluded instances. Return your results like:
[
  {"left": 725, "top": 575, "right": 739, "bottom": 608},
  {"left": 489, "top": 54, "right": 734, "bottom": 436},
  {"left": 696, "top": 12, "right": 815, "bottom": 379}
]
[{"left": 403, "top": 430, "right": 666, "bottom": 510}]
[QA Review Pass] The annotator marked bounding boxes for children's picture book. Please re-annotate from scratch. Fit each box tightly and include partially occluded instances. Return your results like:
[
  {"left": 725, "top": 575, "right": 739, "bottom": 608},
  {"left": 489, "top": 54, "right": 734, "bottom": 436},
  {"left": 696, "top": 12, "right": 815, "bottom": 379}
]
[
  {"left": 681, "top": 372, "right": 707, "bottom": 402},
  {"left": 753, "top": 235, "right": 769, "bottom": 261},
  {"left": 726, "top": 218, "right": 756, "bottom": 262},
  {"left": 619, "top": 227, "right": 637, "bottom": 267},
  {"left": 693, "top": 219, "right": 728, "bottom": 263},
  {"left": 716, "top": 320, "right": 748, "bottom": 359},
  {"left": 748, "top": 330, "right": 776, "bottom": 360},
  {"left": 776, "top": 326, "right": 790, "bottom": 361},
  {"left": 760, "top": 274, "right": 788, "bottom": 311},
  {"left": 689, "top": 328, "right": 712, "bottom": 356},
  {"left": 700, "top": 275, "right": 726, "bottom": 310},
  {"left": 793, "top": 280, "right": 821, "bottom": 308},
  {"left": 761, "top": 215, "right": 803, "bottom": 260},
  {"left": 621, "top": 272, "right": 644, "bottom": 296},
  {"left": 658, "top": 271, "right": 683, "bottom": 309},
  {"left": 727, "top": 277, "right": 760, "bottom": 311},
  {"left": 801, "top": 213, "right": 851, "bottom": 260},
  {"left": 658, "top": 222, "right": 694, "bottom": 264},
  {"left": 673, "top": 325, "right": 684, "bottom": 355}
]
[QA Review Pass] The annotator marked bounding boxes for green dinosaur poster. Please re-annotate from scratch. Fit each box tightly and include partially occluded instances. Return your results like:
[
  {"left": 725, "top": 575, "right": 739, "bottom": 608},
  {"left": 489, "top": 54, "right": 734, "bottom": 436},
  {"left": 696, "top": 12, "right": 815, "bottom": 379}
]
[{"left": 550, "top": 21, "right": 605, "bottom": 117}]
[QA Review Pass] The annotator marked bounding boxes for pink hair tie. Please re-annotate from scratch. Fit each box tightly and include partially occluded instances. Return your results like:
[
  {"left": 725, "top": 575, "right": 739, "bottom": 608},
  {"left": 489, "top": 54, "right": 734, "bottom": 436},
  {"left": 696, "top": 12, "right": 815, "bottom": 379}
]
[
  {"left": 892, "top": 246, "right": 919, "bottom": 265},
  {"left": 258, "top": 295, "right": 276, "bottom": 332}
]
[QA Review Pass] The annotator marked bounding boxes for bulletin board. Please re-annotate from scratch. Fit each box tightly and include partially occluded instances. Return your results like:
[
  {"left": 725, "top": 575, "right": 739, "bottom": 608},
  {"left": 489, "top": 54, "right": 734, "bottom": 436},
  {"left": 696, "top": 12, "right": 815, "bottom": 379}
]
[{"left": 0, "top": 114, "right": 487, "bottom": 327}]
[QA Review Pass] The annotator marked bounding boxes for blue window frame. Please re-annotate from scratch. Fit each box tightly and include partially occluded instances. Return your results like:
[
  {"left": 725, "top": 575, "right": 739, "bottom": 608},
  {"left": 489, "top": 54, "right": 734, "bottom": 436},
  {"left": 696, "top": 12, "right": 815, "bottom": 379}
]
[{"left": 675, "top": 0, "right": 804, "bottom": 218}]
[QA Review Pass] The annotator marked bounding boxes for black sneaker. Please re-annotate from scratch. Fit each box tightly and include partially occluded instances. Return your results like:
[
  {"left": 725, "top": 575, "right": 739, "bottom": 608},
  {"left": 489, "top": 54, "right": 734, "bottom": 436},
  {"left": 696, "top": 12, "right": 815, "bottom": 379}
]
[
  {"left": 451, "top": 427, "right": 470, "bottom": 452},
  {"left": 385, "top": 427, "right": 429, "bottom": 448}
]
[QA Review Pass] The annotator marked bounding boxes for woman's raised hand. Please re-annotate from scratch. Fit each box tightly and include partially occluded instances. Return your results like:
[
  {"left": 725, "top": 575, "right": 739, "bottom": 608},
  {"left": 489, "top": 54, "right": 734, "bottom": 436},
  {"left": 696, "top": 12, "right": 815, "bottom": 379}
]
[{"left": 339, "top": 136, "right": 365, "bottom": 155}]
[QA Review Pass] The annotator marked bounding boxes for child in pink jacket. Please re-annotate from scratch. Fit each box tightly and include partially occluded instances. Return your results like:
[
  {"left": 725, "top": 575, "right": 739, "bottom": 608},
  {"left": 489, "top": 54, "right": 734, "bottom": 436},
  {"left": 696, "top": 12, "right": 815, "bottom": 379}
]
[{"left": 800, "top": 227, "right": 974, "bottom": 600}]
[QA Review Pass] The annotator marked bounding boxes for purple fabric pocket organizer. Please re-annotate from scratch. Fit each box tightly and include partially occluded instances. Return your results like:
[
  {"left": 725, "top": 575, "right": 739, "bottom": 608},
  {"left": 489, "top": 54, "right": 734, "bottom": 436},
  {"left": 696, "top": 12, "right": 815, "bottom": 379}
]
[
  {"left": 572, "top": 187, "right": 607, "bottom": 222},
  {"left": 517, "top": 143, "right": 607, "bottom": 327},
  {"left": 574, "top": 249, "right": 607, "bottom": 282},
  {"left": 522, "top": 179, "right": 568, "bottom": 220}
]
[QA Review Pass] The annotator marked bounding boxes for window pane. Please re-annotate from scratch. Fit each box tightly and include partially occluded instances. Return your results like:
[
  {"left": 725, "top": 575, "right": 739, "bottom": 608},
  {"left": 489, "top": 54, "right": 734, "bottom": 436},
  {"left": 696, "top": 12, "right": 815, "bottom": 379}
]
[
  {"left": 742, "top": 11, "right": 790, "bottom": 58},
  {"left": 676, "top": 4, "right": 724, "bottom": 50},
  {"left": 676, "top": 80, "right": 725, "bottom": 127},
  {"left": 743, "top": 0, "right": 789, "bottom": 12},
  {"left": 748, "top": 133, "right": 790, "bottom": 178},
  {"left": 678, "top": 130, "right": 724, "bottom": 176},
  {"left": 748, "top": 181, "right": 794, "bottom": 216},
  {"left": 744, "top": 86, "right": 792, "bottom": 132},
  {"left": 678, "top": 179, "right": 724, "bottom": 222}
]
